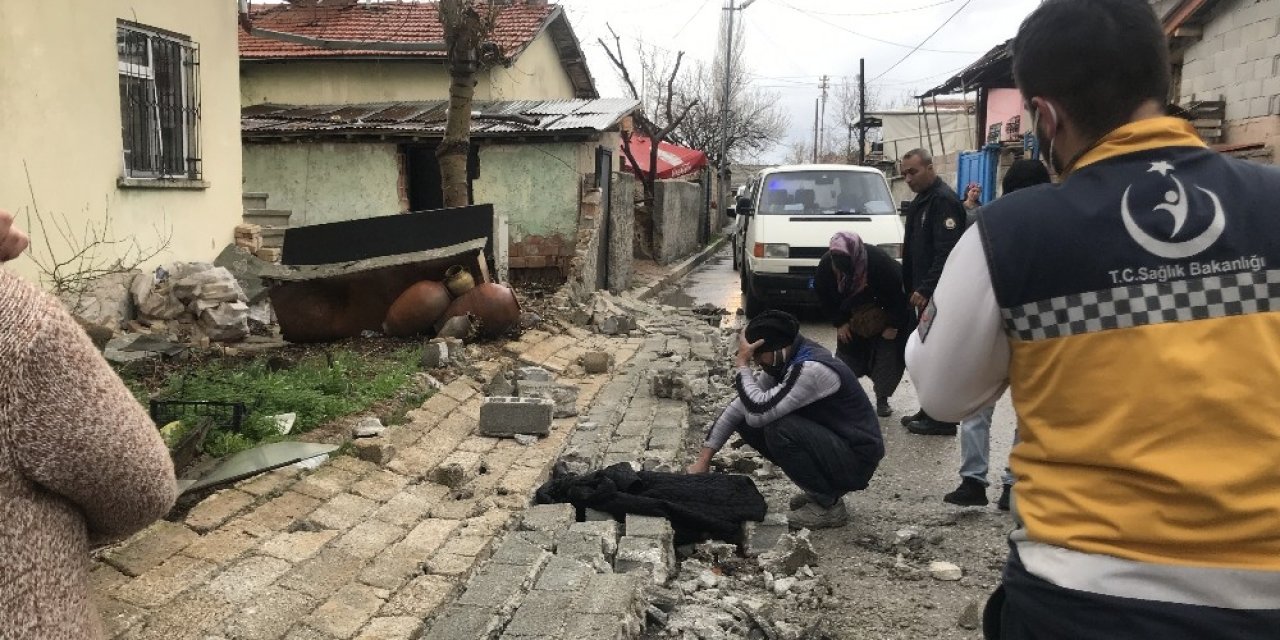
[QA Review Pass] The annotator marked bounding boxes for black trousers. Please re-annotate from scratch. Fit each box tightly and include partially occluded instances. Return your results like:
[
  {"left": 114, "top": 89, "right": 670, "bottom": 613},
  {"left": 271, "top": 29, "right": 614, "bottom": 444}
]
[
  {"left": 835, "top": 334, "right": 906, "bottom": 401},
  {"left": 735, "top": 414, "right": 878, "bottom": 508}
]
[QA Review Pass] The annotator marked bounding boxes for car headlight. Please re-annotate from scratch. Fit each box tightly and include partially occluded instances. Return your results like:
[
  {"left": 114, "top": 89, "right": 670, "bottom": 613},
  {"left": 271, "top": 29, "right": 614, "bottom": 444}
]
[
  {"left": 878, "top": 243, "right": 903, "bottom": 260},
  {"left": 753, "top": 243, "right": 790, "bottom": 258}
]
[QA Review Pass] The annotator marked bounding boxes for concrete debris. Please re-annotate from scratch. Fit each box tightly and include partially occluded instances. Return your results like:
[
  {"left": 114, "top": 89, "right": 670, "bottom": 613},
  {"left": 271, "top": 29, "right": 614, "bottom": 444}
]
[
  {"left": 436, "top": 314, "right": 475, "bottom": 341},
  {"left": 478, "top": 396, "right": 554, "bottom": 437},
  {"left": 352, "top": 417, "right": 385, "bottom": 438},
  {"left": 199, "top": 301, "right": 249, "bottom": 342},
  {"left": 74, "top": 315, "right": 114, "bottom": 351},
  {"left": 928, "top": 561, "right": 963, "bottom": 581},
  {"left": 352, "top": 439, "right": 395, "bottom": 465},
  {"left": 958, "top": 599, "right": 982, "bottom": 630},
  {"left": 650, "top": 369, "right": 710, "bottom": 401},
  {"left": 581, "top": 351, "right": 611, "bottom": 374},
  {"left": 67, "top": 271, "right": 139, "bottom": 330},
  {"left": 646, "top": 605, "right": 669, "bottom": 628},
  {"left": 513, "top": 434, "right": 538, "bottom": 446},
  {"left": 894, "top": 527, "right": 920, "bottom": 546},
  {"left": 615, "top": 535, "right": 672, "bottom": 585},
  {"left": 693, "top": 542, "right": 739, "bottom": 565},
  {"left": 272, "top": 413, "right": 298, "bottom": 435},
  {"left": 420, "top": 341, "right": 451, "bottom": 369},
  {"left": 484, "top": 368, "right": 516, "bottom": 397},
  {"left": 516, "top": 379, "right": 579, "bottom": 418},
  {"left": 759, "top": 530, "right": 819, "bottom": 577},
  {"left": 742, "top": 514, "right": 790, "bottom": 558},
  {"left": 514, "top": 366, "right": 555, "bottom": 382},
  {"left": 518, "top": 311, "right": 542, "bottom": 330}
]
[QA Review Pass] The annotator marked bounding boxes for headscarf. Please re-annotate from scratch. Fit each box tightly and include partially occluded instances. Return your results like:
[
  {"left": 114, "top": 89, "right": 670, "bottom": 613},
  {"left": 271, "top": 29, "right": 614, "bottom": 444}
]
[{"left": 828, "top": 231, "right": 869, "bottom": 296}]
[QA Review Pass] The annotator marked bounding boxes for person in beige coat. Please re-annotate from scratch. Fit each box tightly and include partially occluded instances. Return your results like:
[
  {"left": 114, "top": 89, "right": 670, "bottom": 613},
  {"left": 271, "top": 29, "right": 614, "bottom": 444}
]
[{"left": 0, "top": 208, "right": 177, "bottom": 639}]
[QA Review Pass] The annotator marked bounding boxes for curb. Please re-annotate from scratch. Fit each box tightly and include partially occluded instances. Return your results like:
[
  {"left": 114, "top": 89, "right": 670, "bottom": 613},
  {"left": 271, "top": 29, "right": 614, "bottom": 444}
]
[{"left": 635, "top": 233, "right": 731, "bottom": 301}]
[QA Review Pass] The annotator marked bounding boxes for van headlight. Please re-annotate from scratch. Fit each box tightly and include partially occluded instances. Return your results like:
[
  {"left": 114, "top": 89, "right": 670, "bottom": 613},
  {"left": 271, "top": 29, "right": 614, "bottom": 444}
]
[
  {"left": 753, "top": 243, "right": 790, "bottom": 258},
  {"left": 878, "top": 243, "right": 903, "bottom": 259}
]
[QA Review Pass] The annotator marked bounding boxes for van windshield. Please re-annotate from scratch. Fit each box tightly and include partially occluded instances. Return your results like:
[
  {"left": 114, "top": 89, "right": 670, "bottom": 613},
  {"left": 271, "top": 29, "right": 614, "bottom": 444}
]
[{"left": 757, "top": 171, "right": 895, "bottom": 215}]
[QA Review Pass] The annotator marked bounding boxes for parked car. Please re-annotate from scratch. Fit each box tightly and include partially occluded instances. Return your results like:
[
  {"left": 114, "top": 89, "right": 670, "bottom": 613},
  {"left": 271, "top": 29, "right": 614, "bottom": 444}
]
[
  {"left": 730, "top": 164, "right": 904, "bottom": 317},
  {"left": 728, "top": 183, "right": 752, "bottom": 271}
]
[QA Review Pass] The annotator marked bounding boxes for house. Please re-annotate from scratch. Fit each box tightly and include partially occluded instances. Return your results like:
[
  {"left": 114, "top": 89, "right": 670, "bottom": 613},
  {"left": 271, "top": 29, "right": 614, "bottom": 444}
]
[
  {"left": 237, "top": 1, "right": 650, "bottom": 286},
  {"left": 1158, "top": 0, "right": 1280, "bottom": 162},
  {"left": 0, "top": 0, "right": 243, "bottom": 288},
  {"left": 859, "top": 100, "right": 977, "bottom": 204},
  {"left": 239, "top": 0, "right": 597, "bottom": 105}
]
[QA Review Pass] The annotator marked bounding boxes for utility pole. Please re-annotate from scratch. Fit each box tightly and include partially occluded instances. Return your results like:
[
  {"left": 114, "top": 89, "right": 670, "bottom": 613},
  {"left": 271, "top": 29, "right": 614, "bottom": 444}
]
[
  {"left": 812, "top": 98, "right": 819, "bottom": 163},
  {"left": 858, "top": 58, "right": 867, "bottom": 165},
  {"left": 818, "top": 74, "right": 830, "bottom": 159},
  {"left": 718, "top": 0, "right": 756, "bottom": 217}
]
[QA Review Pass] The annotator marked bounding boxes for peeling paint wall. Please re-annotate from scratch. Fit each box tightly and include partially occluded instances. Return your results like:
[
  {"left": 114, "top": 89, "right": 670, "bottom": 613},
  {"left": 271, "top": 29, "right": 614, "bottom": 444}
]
[
  {"left": 240, "top": 31, "right": 577, "bottom": 106},
  {"left": 242, "top": 143, "right": 403, "bottom": 226},
  {"left": 475, "top": 141, "right": 586, "bottom": 270},
  {"left": 1, "top": 0, "right": 243, "bottom": 286}
]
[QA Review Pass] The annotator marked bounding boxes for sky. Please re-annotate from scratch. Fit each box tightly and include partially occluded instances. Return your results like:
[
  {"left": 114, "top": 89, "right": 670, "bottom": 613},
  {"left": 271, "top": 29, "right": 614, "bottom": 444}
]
[{"left": 556, "top": 0, "right": 1040, "bottom": 162}]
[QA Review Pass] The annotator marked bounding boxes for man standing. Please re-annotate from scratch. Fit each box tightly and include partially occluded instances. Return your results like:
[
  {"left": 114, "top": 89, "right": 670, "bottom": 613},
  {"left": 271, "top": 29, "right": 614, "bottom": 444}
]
[
  {"left": 908, "top": 1, "right": 1280, "bottom": 637},
  {"left": 687, "top": 311, "right": 883, "bottom": 530},
  {"left": 899, "top": 148, "right": 966, "bottom": 436}
]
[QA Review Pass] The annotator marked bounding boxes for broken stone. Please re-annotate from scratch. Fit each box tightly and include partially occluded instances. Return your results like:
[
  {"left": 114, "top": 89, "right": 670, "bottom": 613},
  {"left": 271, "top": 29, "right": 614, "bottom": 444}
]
[
  {"left": 353, "top": 439, "right": 395, "bottom": 465},
  {"left": 516, "top": 379, "right": 579, "bottom": 418},
  {"left": 759, "top": 530, "right": 819, "bottom": 576},
  {"left": 743, "top": 513, "right": 789, "bottom": 557},
  {"left": 772, "top": 576, "right": 796, "bottom": 596},
  {"left": 353, "top": 417, "right": 385, "bottom": 438},
  {"left": 74, "top": 315, "right": 115, "bottom": 351},
  {"left": 894, "top": 527, "right": 920, "bottom": 546},
  {"left": 697, "top": 570, "right": 720, "bottom": 590},
  {"left": 646, "top": 605, "right": 669, "bottom": 628},
  {"left": 199, "top": 301, "right": 250, "bottom": 343},
  {"left": 420, "top": 341, "right": 450, "bottom": 369},
  {"left": 519, "top": 312, "right": 542, "bottom": 330},
  {"left": 437, "top": 314, "right": 475, "bottom": 340},
  {"left": 958, "top": 599, "right": 982, "bottom": 630},
  {"left": 581, "top": 351, "right": 611, "bottom": 374},
  {"left": 272, "top": 413, "right": 297, "bottom": 435},
  {"left": 514, "top": 366, "right": 554, "bottom": 382},
  {"left": 615, "top": 536, "right": 670, "bottom": 585},
  {"left": 929, "top": 561, "right": 963, "bottom": 581},
  {"left": 693, "top": 542, "right": 738, "bottom": 564},
  {"left": 514, "top": 434, "right": 538, "bottom": 446}
]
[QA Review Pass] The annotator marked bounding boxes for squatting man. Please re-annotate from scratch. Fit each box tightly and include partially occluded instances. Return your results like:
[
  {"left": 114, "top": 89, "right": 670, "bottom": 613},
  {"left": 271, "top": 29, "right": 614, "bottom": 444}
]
[{"left": 687, "top": 311, "right": 884, "bottom": 529}]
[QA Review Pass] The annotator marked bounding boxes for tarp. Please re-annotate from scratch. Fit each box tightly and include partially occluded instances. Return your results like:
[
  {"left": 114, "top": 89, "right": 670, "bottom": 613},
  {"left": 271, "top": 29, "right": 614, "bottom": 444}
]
[
  {"left": 874, "top": 109, "right": 977, "bottom": 159},
  {"left": 620, "top": 135, "right": 709, "bottom": 180}
]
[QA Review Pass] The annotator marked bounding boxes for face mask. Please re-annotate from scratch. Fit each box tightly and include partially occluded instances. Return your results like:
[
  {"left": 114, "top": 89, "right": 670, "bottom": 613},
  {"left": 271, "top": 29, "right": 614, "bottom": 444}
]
[
  {"left": 763, "top": 349, "right": 789, "bottom": 380},
  {"left": 1032, "top": 101, "right": 1063, "bottom": 174}
]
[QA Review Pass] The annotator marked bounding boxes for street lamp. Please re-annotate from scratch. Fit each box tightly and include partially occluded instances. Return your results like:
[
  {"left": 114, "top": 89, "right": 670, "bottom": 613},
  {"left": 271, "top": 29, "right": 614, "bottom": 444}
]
[{"left": 718, "top": 0, "right": 757, "bottom": 223}]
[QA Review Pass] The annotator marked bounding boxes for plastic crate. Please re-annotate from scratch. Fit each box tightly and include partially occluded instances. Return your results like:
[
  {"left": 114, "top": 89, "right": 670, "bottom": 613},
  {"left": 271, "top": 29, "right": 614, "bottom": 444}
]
[{"left": 150, "top": 400, "right": 246, "bottom": 433}]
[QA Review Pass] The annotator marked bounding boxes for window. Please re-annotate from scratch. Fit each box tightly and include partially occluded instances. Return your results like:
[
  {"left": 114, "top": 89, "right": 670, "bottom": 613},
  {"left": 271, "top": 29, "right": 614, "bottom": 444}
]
[{"left": 117, "top": 22, "right": 201, "bottom": 180}]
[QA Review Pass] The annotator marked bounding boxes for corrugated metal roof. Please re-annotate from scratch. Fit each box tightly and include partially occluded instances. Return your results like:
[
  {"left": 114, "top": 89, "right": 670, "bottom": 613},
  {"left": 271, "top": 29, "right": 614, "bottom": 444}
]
[{"left": 242, "top": 99, "right": 639, "bottom": 139}]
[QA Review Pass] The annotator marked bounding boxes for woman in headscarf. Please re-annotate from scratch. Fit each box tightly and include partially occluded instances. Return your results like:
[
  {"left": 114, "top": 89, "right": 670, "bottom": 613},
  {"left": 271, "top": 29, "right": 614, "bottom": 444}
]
[{"left": 814, "top": 231, "right": 912, "bottom": 418}]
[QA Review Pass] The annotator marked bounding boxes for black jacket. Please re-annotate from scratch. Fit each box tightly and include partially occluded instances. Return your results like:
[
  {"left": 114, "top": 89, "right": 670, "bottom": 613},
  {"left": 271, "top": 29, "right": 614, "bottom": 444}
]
[
  {"left": 814, "top": 245, "right": 912, "bottom": 332},
  {"left": 902, "top": 178, "right": 966, "bottom": 297}
]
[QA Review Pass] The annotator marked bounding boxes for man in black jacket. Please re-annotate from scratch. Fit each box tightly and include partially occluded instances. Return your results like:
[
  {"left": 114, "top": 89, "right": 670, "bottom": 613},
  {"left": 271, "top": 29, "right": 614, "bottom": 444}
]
[
  {"left": 687, "top": 311, "right": 884, "bottom": 530},
  {"left": 899, "top": 148, "right": 966, "bottom": 436}
]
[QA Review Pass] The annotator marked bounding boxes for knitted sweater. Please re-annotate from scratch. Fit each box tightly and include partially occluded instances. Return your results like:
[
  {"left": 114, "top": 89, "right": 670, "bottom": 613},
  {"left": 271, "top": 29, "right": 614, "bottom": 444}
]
[{"left": 0, "top": 269, "right": 177, "bottom": 639}]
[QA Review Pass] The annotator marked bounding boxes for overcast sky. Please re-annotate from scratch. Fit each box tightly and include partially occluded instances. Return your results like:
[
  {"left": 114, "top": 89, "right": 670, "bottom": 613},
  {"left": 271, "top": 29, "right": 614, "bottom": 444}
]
[{"left": 557, "top": 0, "right": 1039, "bottom": 162}]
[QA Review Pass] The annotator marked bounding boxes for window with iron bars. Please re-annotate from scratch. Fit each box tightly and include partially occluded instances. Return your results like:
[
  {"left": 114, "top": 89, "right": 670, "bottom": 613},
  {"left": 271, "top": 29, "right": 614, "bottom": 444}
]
[{"left": 117, "top": 22, "right": 202, "bottom": 181}]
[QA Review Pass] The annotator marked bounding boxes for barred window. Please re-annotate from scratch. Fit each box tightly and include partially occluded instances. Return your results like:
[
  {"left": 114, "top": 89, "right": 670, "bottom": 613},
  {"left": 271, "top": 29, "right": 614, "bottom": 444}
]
[{"left": 117, "top": 22, "right": 201, "bottom": 180}]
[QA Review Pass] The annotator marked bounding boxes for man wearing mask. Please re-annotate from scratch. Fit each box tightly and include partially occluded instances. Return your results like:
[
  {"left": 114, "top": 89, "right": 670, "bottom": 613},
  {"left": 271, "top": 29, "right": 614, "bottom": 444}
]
[
  {"left": 899, "top": 148, "right": 966, "bottom": 436},
  {"left": 907, "top": 0, "right": 1280, "bottom": 636},
  {"left": 687, "top": 311, "right": 884, "bottom": 530}
]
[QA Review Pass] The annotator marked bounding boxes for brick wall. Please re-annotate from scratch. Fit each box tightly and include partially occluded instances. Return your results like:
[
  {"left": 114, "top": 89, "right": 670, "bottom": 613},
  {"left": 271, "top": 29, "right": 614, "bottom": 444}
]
[
  {"left": 1180, "top": 0, "right": 1280, "bottom": 126},
  {"left": 508, "top": 234, "right": 575, "bottom": 271}
]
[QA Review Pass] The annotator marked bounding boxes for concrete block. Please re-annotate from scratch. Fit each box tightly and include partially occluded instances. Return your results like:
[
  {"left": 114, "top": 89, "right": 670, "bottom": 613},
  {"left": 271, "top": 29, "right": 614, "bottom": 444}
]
[
  {"left": 519, "top": 503, "right": 575, "bottom": 533},
  {"left": 515, "top": 366, "right": 555, "bottom": 382},
  {"left": 569, "top": 519, "right": 621, "bottom": 555},
  {"left": 502, "top": 591, "right": 575, "bottom": 637},
  {"left": 353, "top": 439, "right": 396, "bottom": 465},
  {"left": 489, "top": 533, "right": 554, "bottom": 567},
  {"left": 517, "top": 380, "right": 580, "bottom": 418},
  {"left": 743, "top": 512, "right": 790, "bottom": 557},
  {"left": 479, "top": 396, "right": 554, "bottom": 437},
  {"left": 421, "top": 604, "right": 504, "bottom": 639},
  {"left": 581, "top": 351, "right": 611, "bottom": 374},
  {"left": 532, "top": 555, "right": 594, "bottom": 592},
  {"left": 1252, "top": 96, "right": 1272, "bottom": 118},
  {"left": 431, "top": 451, "right": 485, "bottom": 489},
  {"left": 614, "top": 536, "right": 670, "bottom": 585},
  {"left": 457, "top": 566, "right": 534, "bottom": 615},
  {"left": 647, "top": 428, "right": 684, "bottom": 452},
  {"left": 420, "top": 341, "right": 451, "bottom": 369},
  {"left": 625, "top": 514, "right": 674, "bottom": 545}
]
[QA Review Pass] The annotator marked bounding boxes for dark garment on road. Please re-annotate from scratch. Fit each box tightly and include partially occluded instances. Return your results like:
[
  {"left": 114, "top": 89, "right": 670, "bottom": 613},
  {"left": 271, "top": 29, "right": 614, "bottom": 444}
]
[
  {"left": 736, "top": 413, "right": 880, "bottom": 508},
  {"left": 814, "top": 246, "right": 913, "bottom": 400},
  {"left": 983, "top": 546, "right": 1280, "bottom": 640},
  {"left": 534, "top": 463, "right": 767, "bottom": 544},
  {"left": 902, "top": 177, "right": 966, "bottom": 297}
]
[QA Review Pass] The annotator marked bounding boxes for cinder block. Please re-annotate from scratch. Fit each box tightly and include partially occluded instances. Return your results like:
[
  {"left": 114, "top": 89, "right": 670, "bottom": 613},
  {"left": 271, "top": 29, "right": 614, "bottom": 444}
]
[
  {"left": 581, "top": 351, "right": 611, "bottom": 374},
  {"left": 519, "top": 503, "right": 575, "bottom": 534},
  {"left": 517, "top": 380, "right": 579, "bottom": 418},
  {"left": 479, "top": 396, "right": 554, "bottom": 437},
  {"left": 614, "top": 536, "right": 670, "bottom": 585},
  {"left": 568, "top": 519, "right": 621, "bottom": 555},
  {"left": 625, "top": 515, "right": 673, "bottom": 545}
]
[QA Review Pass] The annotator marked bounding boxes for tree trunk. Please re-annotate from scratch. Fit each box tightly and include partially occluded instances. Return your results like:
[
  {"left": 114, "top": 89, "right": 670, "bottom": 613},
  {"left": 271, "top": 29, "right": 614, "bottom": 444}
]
[{"left": 437, "top": 1, "right": 485, "bottom": 209}]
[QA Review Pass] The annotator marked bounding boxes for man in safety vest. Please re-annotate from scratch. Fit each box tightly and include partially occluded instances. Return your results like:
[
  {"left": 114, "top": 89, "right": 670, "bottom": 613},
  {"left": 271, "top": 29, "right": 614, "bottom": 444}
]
[{"left": 907, "top": 0, "right": 1280, "bottom": 637}]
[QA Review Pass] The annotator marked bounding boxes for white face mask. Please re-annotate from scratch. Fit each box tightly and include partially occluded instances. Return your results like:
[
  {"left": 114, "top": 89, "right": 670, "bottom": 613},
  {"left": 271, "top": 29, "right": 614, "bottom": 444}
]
[{"left": 1033, "top": 101, "right": 1063, "bottom": 174}]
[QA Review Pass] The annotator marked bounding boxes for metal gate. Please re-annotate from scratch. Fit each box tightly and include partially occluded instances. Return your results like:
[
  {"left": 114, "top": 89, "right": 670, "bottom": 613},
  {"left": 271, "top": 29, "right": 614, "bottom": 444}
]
[
  {"left": 957, "top": 145, "right": 999, "bottom": 206},
  {"left": 595, "top": 147, "right": 613, "bottom": 291}
]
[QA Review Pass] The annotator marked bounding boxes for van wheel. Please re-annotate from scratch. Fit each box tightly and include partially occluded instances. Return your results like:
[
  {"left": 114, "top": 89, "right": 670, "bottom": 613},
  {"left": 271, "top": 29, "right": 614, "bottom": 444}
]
[{"left": 741, "top": 270, "right": 765, "bottom": 318}]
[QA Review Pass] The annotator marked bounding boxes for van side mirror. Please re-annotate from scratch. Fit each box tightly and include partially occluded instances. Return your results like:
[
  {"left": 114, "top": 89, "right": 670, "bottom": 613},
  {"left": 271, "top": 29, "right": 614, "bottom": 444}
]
[{"left": 736, "top": 196, "right": 755, "bottom": 216}]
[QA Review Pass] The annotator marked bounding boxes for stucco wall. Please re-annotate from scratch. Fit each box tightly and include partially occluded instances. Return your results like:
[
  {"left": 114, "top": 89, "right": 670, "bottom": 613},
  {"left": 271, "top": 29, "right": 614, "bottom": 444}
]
[
  {"left": 608, "top": 171, "right": 636, "bottom": 292},
  {"left": 652, "top": 180, "right": 703, "bottom": 264},
  {"left": 242, "top": 142, "right": 403, "bottom": 227},
  {"left": 240, "top": 31, "right": 577, "bottom": 106},
  {"left": 475, "top": 141, "right": 585, "bottom": 270},
  {"left": 1178, "top": 0, "right": 1280, "bottom": 137},
  {"left": 0, "top": 0, "right": 243, "bottom": 286}
]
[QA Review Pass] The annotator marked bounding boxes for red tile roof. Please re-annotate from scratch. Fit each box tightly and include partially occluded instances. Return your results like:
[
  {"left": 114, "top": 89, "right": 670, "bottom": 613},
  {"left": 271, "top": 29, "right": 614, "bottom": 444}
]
[{"left": 240, "top": 2, "right": 557, "bottom": 60}]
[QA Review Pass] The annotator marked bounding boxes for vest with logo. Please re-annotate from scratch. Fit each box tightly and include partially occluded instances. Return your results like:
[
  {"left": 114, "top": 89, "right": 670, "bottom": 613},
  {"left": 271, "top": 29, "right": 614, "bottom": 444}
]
[{"left": 978, "top": 137, "right": 1280, "bottom": 574}]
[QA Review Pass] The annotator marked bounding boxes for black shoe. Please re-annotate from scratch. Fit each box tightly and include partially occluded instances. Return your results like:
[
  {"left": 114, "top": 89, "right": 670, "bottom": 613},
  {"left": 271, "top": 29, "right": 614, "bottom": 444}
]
[
  {"left": 997, "top": 484, "right": 1012, "bottom": 511},
  {"left": 900, "top": 409, "right": 925, "bottom": 426},
  {"left": 944, "top": 478, "right": 989, "bottom": 507},
  {"left": 906, "top": 418, "right": 958, "bottom": 436},
  {"left": 876, "top": 397, "right": 893, "bottom": 418}
]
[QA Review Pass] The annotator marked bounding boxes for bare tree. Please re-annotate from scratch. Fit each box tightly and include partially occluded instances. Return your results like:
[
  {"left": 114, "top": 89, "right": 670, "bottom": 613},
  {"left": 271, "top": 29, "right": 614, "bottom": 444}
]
[
  {"left": 599, "top": 26, "right": 697, "bottom": 257},
  {"left": 438, "top": 0, "right": 500, "bottom": 208},
  {"left": 667, "top": 61, "right": 788, "bottom": 175},
  {"left": 831, "top": 77, "right": 881, "bottom": 164}
]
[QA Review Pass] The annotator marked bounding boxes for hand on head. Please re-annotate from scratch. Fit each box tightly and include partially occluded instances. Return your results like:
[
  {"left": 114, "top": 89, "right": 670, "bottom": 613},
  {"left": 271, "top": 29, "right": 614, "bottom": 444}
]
[{"left": 0, "top": 209, "right": 29, "bottom": 263}]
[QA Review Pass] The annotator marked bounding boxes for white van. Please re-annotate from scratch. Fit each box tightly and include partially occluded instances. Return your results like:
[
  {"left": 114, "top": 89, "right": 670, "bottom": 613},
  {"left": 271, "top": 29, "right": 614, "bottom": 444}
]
[{"left": 731, "top": 164, "right": 904, "bottom": 316}]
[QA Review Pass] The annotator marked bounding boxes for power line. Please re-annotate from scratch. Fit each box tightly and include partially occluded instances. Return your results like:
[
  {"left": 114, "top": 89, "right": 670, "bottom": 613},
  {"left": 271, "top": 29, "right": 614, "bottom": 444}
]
[
  {"left": 673, "top": 0, "right": 714, "bottom": 39},
  {"left": 777, "top": 0, "right": 982, "bottom": 54},
  {"left": 776, "top": 0, "right": 961, "bottom": 18},
  {"left": 872, "top": 0, "right": 975, "bottom": 81}
]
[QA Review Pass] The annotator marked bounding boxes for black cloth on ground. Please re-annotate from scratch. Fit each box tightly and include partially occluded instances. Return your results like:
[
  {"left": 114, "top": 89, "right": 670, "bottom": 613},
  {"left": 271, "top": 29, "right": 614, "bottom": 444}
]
[{"left": 534, "top": 463, "right": 767, "bottom": 544}]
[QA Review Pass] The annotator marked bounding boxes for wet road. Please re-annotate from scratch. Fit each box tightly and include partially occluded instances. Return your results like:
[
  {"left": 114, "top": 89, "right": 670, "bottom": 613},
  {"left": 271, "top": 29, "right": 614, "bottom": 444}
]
[{"left": 660, "top": 246, "right": 1020, "bottom": 638}]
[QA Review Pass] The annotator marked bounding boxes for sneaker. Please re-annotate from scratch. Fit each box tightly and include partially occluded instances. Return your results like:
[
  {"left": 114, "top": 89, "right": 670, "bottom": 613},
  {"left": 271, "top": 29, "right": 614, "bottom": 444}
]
[
  {"left": 788, "top": 492, "right": 816, "bottom": 510},
  {"left": 788, "top": 500, "right": 850, "bottom": 530},
  {"left": 906, "top": 418, "right": 959, "bottom": 436},
  {"left": 876, "top": 397, "right": 893, "bottom": 418},
  {"left": 943, "top": 478, "right": 989, "bottom": 507},
  {"left": 997, "top": 484, "right": 1012, "bottom": 511},
  {"left": 900, "top": 409, "right": 925, "bottom": 426}
]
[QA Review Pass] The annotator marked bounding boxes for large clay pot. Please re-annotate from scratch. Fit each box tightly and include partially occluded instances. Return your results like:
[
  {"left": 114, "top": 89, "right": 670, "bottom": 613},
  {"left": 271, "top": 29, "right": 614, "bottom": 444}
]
[
  {"left": 436, "top": 283, "right": 520, "bottom": 339},
  {"left": 444, "top": 265, "right": 476, "bottom": 298},
  {"left": 383, "top": 280, "right": 451, "bottom": 337}
]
